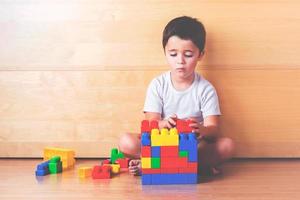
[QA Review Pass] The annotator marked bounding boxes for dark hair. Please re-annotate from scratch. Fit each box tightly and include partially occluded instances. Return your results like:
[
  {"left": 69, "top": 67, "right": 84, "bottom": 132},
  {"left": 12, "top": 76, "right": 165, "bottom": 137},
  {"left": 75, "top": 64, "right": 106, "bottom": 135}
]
[{"left": 162, "top": 16, "right": 206, "bottom": 52}]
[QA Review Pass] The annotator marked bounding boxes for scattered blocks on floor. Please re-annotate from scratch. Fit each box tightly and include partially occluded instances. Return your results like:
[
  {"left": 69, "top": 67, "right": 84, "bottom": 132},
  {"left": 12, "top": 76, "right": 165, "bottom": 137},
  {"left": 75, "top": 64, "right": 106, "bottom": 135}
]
[
  {"left": 110, "top": 148, "right": 125, "bottom": 164},
  {"left": 43, "top": 147, "right": 75, "bottom": 170},
  {"left": 92, "top": 165, "right": 112, "bottom": 179},
  {"left": 78, "top": 167, "right": 92, "bottom": 178}
]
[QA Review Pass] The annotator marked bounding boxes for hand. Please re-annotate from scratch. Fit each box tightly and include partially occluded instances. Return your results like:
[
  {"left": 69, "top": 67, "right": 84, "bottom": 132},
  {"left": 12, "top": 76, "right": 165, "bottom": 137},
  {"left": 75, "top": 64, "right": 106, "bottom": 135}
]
[
  {"left": 159, "top": 114, "right": 177, "bottom": 129},
  {"left": 188, "top": 117, "right": 204, "bottom": 140},
  {"left": 128, "top": 159, "right": 141, "bottom": 176}
]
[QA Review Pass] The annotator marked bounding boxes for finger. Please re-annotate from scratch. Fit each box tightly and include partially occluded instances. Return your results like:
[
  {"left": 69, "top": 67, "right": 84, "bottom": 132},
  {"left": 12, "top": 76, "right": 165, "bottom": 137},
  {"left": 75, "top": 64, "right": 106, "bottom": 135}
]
[
  {"left": 189, "top": 122, "right": 199, "bottom": 128},
  {"left": 168, "top": 118, "right": 176, "bottom": 126},
  {"left": 170, "top": 114, "right": 177, "bottom": 119}
]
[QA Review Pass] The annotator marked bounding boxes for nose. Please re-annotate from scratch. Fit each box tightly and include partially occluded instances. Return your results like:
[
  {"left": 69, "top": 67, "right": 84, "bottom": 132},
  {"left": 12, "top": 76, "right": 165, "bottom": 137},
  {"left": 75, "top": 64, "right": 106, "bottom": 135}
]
[{"left": 176, "top": 54, "right": 185, "bottom": 64}]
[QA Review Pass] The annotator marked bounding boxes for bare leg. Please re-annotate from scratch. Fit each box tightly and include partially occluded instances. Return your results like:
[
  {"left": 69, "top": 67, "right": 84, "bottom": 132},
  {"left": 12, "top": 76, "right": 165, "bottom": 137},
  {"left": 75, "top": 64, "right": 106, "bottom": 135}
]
[
  {"left": 118, "top": 133, "right": 141, "bottom": 159},
  {"left": 198, "top": 137, "right": 235, "bottom": 175}
]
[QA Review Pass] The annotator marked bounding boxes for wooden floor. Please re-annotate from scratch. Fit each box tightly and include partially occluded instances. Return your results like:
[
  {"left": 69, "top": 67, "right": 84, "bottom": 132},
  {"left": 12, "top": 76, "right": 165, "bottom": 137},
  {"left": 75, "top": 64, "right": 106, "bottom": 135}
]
[{"left": 0, "top": 159, "right": 299, "bottom": 200}]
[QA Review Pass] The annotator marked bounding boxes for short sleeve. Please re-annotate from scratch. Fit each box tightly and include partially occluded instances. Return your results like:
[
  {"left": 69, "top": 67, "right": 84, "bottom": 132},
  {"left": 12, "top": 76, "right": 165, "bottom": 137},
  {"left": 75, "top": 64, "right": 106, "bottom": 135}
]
[
  {"left": 201, "top": 84, "right": 221, "bottom": 118},
  {"left": 143, "top": 79, "right": 163, "bottom": 114}
]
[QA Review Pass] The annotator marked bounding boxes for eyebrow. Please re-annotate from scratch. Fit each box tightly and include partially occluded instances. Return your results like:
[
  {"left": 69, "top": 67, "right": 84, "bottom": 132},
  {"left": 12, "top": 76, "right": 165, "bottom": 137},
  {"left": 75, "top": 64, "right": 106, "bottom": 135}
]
[{"left": 167, "top": 49, "right": 194, "bottom": 53}]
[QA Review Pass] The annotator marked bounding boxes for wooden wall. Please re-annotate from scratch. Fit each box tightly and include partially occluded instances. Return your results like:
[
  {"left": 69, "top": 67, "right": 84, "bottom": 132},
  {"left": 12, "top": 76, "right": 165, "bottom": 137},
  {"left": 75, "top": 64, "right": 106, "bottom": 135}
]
[{"left": 1, "top": 0, "right": 300, "bottom": 157}]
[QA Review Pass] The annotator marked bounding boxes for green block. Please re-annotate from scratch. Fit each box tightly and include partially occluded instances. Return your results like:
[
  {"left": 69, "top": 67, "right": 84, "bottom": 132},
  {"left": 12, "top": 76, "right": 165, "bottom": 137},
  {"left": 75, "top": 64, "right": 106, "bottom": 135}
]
[
  {"left": 111, "top": 148, "right": 125, "bottom": 164},
  {"left": 50, "top": 156, "right": 61, "bottom": 163},
  {"left": 179, "top": 151, "right": 188, "bottom": 157},
  {"left": 49, "top": 161, "right": 62, "bottom": 174},
  {"left": 151, "top": 158, "right": 160, "bottom": 169}
]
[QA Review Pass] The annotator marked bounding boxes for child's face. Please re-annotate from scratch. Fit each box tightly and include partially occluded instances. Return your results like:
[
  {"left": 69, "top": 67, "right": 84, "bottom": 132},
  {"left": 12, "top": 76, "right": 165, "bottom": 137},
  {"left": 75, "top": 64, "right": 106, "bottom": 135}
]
[{"left": 164, "top": 36, "right": 203, "bottom": 80}]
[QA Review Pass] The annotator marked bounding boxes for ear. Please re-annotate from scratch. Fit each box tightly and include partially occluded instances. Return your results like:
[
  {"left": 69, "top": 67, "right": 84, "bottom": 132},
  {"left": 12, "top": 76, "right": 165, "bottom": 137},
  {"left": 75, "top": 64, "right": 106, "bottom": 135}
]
[{"left": 198, "top": 50, "right": 205, "bottom": 60}]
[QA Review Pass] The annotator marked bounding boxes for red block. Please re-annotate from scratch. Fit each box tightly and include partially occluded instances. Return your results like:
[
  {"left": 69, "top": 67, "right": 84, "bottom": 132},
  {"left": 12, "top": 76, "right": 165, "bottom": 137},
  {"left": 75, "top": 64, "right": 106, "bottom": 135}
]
[
  {"left": 92, "top": 165, "right": 111, "bottom": 179},
  {"left": 150, "top": 120, "right": 159, "bottom": 129},
  {"left": 161, "top": 157, "right": 177, "bottom": 168},
  {"left": 102, "top": 159, "right": 111, "bottom": 165},
  {"left": 142, "top": 168, "right": 161, "bottom": 174},
  {"left": 161, "top": 146, "right": 178, "bottom": 157},
  {"left": 177, "top": 157, "right": 188, "bottom": 168},
  {"left": 141, "top": 120, "right": 150, "bottom": 132},
  {"left": 160, "top": 168, "right": 179, "bottom": 174},
  {"left": 176, "top": 119, "right": 193, "bottom": 133},
  {"left": 115, "top": 158, "right": 130, "bottom": 169},
  {"left": 188, "top": 162, "right": 198, "bottom": 169},
  {"left": 178, "top": 167, "right": 197, "bottom": 173},
  {"left": 141, "top": 146, "right": 151, "bottom": 157}
]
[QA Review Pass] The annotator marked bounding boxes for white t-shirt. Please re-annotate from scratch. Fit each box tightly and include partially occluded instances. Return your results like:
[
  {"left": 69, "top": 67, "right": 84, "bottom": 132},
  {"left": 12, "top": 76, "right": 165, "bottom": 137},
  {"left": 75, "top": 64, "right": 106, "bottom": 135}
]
[{"left": 143, "top": 71, "right": 221, "bottom": 122}]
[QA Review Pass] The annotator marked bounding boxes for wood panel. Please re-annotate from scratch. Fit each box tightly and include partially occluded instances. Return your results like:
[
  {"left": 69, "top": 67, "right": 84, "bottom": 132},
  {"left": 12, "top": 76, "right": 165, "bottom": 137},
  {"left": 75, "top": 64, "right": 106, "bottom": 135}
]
[
  {"left": 0, "top": 70, "right": 300, "bottom": 157},
  {"left": 0, "top": 0, "right": 300, "bottom": 157},
  {"left": 1, "top": 0, "right": 300, "bottom": 70}
]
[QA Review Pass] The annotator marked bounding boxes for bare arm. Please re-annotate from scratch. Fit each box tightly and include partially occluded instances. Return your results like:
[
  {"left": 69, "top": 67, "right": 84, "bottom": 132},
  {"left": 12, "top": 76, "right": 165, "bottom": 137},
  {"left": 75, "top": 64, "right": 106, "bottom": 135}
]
[{"left": 189, "top": 115, "right": 220, "bottom": 141}]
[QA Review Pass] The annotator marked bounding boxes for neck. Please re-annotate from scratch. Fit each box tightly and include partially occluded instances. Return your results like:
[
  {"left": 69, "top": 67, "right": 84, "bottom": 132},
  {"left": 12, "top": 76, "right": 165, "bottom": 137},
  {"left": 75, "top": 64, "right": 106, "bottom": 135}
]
[{"left": 171, "top": 72, "right": 195, "bottom": 91}]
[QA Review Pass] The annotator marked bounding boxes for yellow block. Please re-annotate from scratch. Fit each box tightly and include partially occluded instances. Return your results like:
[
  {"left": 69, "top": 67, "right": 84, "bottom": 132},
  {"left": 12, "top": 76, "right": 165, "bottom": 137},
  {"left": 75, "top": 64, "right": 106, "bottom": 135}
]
[
  {"left": 43, "top": 147, "right": 76, "bottom": 169},
  {"left": 141, "top": 158, "right": 151, "bottom": 169},
  {"left": 151, "top": 128, "right": 179, "bottom": 146},
  {"left": 78, "top": 167, "right": 92, "bottom": 178},
  {"left": 103, "top": 164, "right": 120, "bottom": 174}
]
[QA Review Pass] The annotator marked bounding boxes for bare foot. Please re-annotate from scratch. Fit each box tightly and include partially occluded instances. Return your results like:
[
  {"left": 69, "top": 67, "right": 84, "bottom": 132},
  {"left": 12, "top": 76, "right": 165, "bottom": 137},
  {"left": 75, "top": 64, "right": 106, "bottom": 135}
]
[{"left": 128, "top": 159, "right": 141, "bottom": 176}]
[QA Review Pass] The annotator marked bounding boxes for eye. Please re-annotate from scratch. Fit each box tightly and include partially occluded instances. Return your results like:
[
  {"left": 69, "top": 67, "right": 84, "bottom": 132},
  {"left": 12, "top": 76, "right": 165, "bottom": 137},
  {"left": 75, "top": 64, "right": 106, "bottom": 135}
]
[
  {"left": 170, "top": 53, "right": 177, "bottom": 57},
  {"left": 184, "top": 52, "right": 193, "bottom": 57}
]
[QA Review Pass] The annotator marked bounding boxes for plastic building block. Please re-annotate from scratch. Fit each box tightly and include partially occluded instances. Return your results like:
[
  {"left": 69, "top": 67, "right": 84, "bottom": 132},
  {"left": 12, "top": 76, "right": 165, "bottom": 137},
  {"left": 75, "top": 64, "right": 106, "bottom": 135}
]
[
  {"left": 92, "top": 165, "right": 112, "bottom": 179},
  {"left": 161, "top": 146, "right": 178, "bottom": 157},
  {"left": 176, "top": 119, "right": 193, "bottom": 133},
  {"left": 151, "top": 158, "right": 160, "bottom": 169},
  {"left": 37, "top": 160, "right": 50, "bottom": 170},
  {"left": 78, "top": 167, "right": 92, "bottom": 178},
  {"left": 35, "top": 169, "right": 49, "bottom": 176},
  {"left": 150, "top": 120, "right": 159, "bottom": 129},
  {"left": 35, "top": 160, "right": 50, "bottom": 176},
  {"left": 141, "top": 174, "right": 152, "bottom": 185},
  {"left": 141, "top": 168, "right": 161, "bottom": 174},
  {"left": 103, "top": 164, "right": 120, "bottom": 174},
  {"left": 102, "top": 159, "right": 111, "bottom": 165},
  {"left": 141, "top": 120, "right": 150, "bottom": 133},
  {"left": 110, "top": 148, "right": 124, "bottom": 164},
  {"left": 115, "top": 158, "right": 130, "bottom": 169},
  {"left": 43, "top": 147, "right": 75, "bottom": 170},
  {"left": 141, "top": 146, "right": 151, "bottom": 157},
  {"left": 179, "top": 133, "right": 198, "bottom": 162},
  {"left": 49, "top": 162, "right": 62, "bottom": 174},
  {"left": 151, "top": 146, "right": 160, "bottom": 158},
  {"left": 141, "top": 158, "right": 151, "bottom": 169},
  {"left": 179, "top": 151, "right": 188, "bottom": 157},
  {"left": 141, "top": 133, "right": 151, "bottom": 146}
]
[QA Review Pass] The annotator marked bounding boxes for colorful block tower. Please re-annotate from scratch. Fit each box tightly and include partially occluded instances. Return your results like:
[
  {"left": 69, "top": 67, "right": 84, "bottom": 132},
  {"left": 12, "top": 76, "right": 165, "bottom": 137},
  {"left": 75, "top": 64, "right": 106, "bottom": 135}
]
[
  {"left": 141, "top": 120, "right": 198, "bottom": 185},
  {"left": 43, "top": 147, "right": 75, "bottom": 170}
]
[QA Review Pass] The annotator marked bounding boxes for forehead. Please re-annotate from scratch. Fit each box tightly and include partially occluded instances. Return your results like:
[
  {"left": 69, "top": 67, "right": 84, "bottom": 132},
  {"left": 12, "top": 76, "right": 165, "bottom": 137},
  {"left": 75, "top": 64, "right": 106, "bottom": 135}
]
[{"left": 165, "top": 36, "right": 198, "bottom": 51}]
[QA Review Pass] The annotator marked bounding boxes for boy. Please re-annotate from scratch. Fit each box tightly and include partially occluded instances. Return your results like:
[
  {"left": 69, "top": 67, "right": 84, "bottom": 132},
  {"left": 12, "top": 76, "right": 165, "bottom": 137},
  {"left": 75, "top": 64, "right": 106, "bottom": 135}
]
[{"left": 119, "top": 16, "right": 235, "bottom": 175}]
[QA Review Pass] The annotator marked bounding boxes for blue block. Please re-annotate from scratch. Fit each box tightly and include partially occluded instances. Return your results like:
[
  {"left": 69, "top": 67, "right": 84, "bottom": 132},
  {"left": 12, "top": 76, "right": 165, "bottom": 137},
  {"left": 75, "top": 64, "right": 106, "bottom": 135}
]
[
  {"left": 141, "top": 132, "right": 151, "bottom": 146},
  {"left": 141, "top": 174, "right": 152, "bottom": 185},
  {"left": 151, "top": 146, "right": 160, "bottom": 158},
  {"left": 179, "top": 133, "right": 198, "bottom": 162},
  {"left": 37, "top": 160, "right": 50, "bottom": 170},
  {"left": 35, "top": 169, "right": 49, "bottom": 176},
  {"left": 150, "top": 173, "right": 198, "bottom": 185}
]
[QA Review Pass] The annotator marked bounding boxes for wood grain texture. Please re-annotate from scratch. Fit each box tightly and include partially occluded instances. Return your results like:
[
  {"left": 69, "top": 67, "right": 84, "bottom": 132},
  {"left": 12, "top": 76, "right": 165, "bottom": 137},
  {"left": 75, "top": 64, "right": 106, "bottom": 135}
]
[
  {"left": 1, "top": 159, "right": 300, "bottom": 200},
  {"left": 0, "top": 0, "right": 300, "bottom": 157}
]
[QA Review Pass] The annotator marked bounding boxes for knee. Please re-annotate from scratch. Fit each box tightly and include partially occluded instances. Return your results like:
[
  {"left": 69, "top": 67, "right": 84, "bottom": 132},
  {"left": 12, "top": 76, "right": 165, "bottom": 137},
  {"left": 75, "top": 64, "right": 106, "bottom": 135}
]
[
  {"left": 217, "top": 137, "right": 235, "bottom": 160},
  {"left": 118, "top": 133, "right": 140, "bottom": 157}
]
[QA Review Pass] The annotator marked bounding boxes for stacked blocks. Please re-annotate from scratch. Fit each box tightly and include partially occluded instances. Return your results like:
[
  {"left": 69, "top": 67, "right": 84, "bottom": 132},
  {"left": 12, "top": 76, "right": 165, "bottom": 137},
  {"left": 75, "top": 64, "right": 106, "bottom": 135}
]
[
  {"left": 91, "top": 149, "right": 129, "bottom": 179},
  {"left": 141, "top": 120, "right": 198, "bottom": 185},
  {"left": 49, "top": 156, "right": 63, "bottom": 174},
  {"left": 44, "top": 147, "right": 75, "bottom": 170},
  {"left": 35, "top": 156, "right": 62, "bottom": 176}
]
